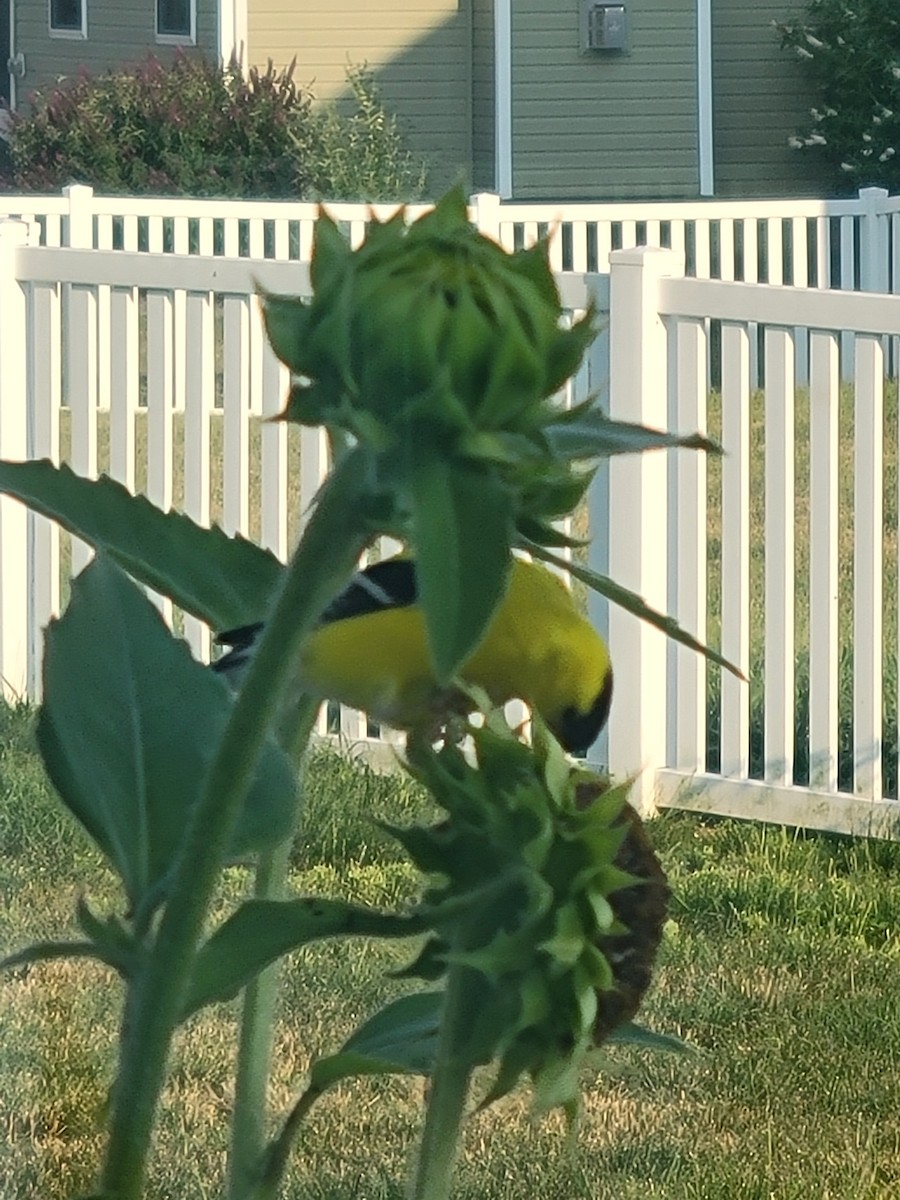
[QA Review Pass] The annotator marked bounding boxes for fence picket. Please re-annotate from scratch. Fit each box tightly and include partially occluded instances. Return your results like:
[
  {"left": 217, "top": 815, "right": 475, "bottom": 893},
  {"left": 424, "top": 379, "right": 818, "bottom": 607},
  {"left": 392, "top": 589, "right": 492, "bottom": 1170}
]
[
  {"left": 95, "top": 214, "right": 114, "bottom": 412},
  {"left": 763, "top": 326, "right": 795, "bottom": 787},
  {"left": 260, "top": 324, "right": 289, "bottom": 562},
  {"left": 182, "top": 289, "right": 215, "bottom": 662},
  {"left": 672, "top": 318, "right": 707, "bottom": 772},
  {"left": 28, "top": 282, "right": 62, "bottom": 698},
  {"left": 853, "top": 334, "right": 884, "bottom": 799},
  {"left": 172, "top": 216, "right": 189, "bottom": 412},
  {"left": 109, "top": 285, "right": 139, "bottom": 490},
  {"left": 146, "top": 289, "right": 175, "bottom": 626},
  {"left": 719, "top": 322, "right": 751, "bottom": 777},
  {"left": 67, "top": 284, "right": 98, "bottom": 577},
  {"left": 222, "top": 295, "right": 251, "bottom": 538},
  {"left": 808, "top": 330, "right": 840, "bottom": 791}
]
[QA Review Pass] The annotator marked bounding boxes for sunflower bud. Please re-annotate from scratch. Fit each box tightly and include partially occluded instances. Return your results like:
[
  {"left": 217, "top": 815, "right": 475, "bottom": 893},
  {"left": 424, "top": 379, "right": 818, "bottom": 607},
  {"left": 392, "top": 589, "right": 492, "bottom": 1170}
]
[
  {"left": 262, "top": 186, "right": 595, "bottom": 459},
  {"left": 392, "top": 716, "right": 669, "bottom": 1114}
]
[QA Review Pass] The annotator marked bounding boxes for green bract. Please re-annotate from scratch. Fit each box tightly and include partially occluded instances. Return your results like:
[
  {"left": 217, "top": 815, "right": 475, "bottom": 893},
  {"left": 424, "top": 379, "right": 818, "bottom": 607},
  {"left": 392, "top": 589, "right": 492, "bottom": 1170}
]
[
  {"left": 262, "top": 187, "right": 597, "bottom": 540},
  {"left": 264, "top": 188, "right": 593, "bottom": 440},
  {"left": 394, "top": 716, "right": 667, "bottom": 1115}
]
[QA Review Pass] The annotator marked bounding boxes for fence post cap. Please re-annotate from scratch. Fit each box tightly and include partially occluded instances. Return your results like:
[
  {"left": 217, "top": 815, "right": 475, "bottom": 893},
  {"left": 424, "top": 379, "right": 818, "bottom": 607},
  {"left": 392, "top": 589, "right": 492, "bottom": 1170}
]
[
  {"left": 62, "top": 182, "right": 94, "bottom": 198},
  {"left": 0, "top": 217, "right": 37, "bottom": 245},
  {"left": 608, "top": 244, "right": 685, "bottom": 275},
  {"left": 858, "top": 186, "right": 889, "bottom": 202}
]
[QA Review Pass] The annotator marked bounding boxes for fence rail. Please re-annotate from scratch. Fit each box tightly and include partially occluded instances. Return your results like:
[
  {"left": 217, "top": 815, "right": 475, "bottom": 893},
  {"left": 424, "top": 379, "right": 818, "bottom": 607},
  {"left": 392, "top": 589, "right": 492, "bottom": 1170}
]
[{"left": 2, "top": 198, "right": 900, "bottom": 838}]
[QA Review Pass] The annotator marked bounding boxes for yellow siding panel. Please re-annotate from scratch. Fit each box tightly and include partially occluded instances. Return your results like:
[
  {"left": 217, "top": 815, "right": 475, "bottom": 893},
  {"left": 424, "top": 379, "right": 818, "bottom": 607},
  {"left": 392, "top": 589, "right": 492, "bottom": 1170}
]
[{"left": 247, "top": 0, "right": 471, "bottom": 192}]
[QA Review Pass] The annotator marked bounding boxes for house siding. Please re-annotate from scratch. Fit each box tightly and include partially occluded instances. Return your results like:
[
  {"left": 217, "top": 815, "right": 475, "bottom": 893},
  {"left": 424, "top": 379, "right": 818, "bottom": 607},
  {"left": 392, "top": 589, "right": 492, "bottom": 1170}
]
[
  {"left": 14, "top": 0, "right": 218, "bottom": 107},
  {"left": 246, "top": 0, "right": 472, "bottom": 194},
  {"left": 471, "top": 0, "right": 494, "bottom": 191},
  {"left": 512, "top": 0, "right": 699, "bottom": 200},
  {"left": 712, "top": 0, "right": 829, "bottom": 197}
]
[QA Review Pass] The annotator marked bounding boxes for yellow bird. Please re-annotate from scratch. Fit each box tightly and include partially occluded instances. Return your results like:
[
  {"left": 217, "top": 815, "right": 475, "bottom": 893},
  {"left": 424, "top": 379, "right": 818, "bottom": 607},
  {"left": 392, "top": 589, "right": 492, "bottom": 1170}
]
[{"left": 213, "top": 556, "right": 613, "bottom": 753}]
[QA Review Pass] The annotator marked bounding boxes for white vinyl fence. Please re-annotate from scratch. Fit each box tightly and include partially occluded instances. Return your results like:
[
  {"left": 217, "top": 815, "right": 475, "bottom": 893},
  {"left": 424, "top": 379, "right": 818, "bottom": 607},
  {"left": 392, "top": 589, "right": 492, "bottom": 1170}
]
[
  {"left": 2, "top": 184, "right": 899, "bottom": 292},
  {"left": 602, "top": 246, "right": 900, "bottom": 837},
  {"left": 1, "top": 206, "right": 900, "bottom": 837},
  {"left": 3, "top": 183, "right": 899, "bottom": 392},
  {"left": 0, "top": 217, "right": 593, "bottom": 750}
]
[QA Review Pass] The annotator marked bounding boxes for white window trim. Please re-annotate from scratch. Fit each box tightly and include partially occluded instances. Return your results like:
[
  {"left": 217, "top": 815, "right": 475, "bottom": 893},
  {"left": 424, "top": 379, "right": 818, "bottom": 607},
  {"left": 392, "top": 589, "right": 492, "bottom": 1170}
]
[
  {"left": 156, "top": 0, "right": 196, "bottom": 46},
  {"left": 48, "top": 0, "right": 87, "bottom": 39}
]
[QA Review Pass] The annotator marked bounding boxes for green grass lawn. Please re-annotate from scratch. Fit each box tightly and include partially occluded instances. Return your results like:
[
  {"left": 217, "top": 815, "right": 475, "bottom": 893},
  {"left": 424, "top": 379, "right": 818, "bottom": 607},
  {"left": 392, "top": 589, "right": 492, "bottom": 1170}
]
[{"left": 2, "top": 703, "right": 900, "bottom": 1199}]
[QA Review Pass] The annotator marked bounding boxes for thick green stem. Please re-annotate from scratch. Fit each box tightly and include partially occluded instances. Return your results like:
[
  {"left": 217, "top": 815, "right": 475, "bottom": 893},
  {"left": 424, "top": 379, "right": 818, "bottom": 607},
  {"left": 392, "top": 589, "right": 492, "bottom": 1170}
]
[
  {"left": 227, "top": 698, "right": 322, "bottom": 1200},
  {"left": 409, "top": 966, "right": 479, "bottom": 1200},
  {"left": 100, "top": 455, "right": 371, "bottom": 1199}
]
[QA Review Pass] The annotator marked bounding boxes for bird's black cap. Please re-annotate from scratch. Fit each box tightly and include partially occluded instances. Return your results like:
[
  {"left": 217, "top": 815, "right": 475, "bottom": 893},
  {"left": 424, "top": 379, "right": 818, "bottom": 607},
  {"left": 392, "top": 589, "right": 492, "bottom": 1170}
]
[{"left": 549, "top": 669, "right": 614, "bottom": 754}]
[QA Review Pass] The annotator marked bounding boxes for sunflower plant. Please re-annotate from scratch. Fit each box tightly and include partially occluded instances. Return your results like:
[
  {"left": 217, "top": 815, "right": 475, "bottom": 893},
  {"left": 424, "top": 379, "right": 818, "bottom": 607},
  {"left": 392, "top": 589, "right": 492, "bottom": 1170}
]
[{"left": 0, "top": 188, "right": 712, "bottom": 1198}]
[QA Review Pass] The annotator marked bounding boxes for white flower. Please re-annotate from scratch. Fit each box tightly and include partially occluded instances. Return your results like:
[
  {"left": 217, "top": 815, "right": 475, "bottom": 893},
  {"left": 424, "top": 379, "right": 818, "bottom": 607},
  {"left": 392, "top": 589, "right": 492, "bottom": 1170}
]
[
  {"left": 810, "top": 108, "right": 823, "bottom": 121},
  {"left": 795, "top": 46, "right": 814, "bottom": 59},
  {"left": 805, "top": 33, "right": 824, "bottom": 48},
  {"left": 788, "top": 135, "right": 804, "bottom": 149},
  {"left": 840, "top": 162, "right": 855, "bottom": 171},
  {"left": 881, "top": 108, "right": 894, "bottom": 119},
  {"left": 879, "top": 147, "right": 896, "bottom": 161},
  {"left": 892, "top": 66, "right": 900, "bottom": 80},
  {"left": 862, "top": 132, "right": 872, "bottom": 142},
  {"left": 825, "top": 107, "right": 838, "bottom": 117},
  {"left": 807, "top": 133, "right": 827, "bottom": 146},
  {"left": 873, "top": 115, "right": 882, "bottom": 126},
  {"left": 836, "top": 35, "right": 845, "bottom": 46}
]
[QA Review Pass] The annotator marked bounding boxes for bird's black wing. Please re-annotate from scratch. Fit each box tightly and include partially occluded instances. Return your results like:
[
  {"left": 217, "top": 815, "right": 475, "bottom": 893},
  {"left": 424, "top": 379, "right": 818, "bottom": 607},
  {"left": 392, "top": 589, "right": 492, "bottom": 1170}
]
[
  {"left": 211, "top": 621, "right": 263, "bottom": 676},
  {"left": 214, "top": 622, "right": 264, "bottom": 650},
  {"left": 212, "top": 561, "right": 417, "bottom": 676},
  {"left": 319, "top": 559, "right": 418, "bottom": 624}
]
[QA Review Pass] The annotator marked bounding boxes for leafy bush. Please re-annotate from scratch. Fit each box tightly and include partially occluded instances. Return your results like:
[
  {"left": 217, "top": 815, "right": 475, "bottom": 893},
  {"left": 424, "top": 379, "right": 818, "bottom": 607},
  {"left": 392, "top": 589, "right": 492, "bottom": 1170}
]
[
  {"left": 777, "top": 0, "right": 900, "bottom": 192},
  {"left": 4, "top": 53, "right": 428, "bottom": 200},
  {"left": 303, "top": 63, "right": 428, "bottom": 201}
]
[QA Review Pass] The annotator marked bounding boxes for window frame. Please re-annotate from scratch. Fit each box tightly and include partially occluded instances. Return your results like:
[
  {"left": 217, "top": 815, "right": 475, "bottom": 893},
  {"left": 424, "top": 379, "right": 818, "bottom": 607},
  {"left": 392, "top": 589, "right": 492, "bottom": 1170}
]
[
  {"left": 48, "top": 0, "right": 87, "bottom": 40},
  {"left": 155, "top": 0, "right": 196, "bottom": 46}
]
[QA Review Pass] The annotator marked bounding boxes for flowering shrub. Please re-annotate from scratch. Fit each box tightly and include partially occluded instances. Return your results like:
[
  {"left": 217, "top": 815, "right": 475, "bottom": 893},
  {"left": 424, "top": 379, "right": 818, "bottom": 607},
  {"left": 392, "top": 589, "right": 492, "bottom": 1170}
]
[
  {"left": 777, "top": 0, "right": 900, "bottom": 192},
  {"left": 4, "top": 53, "right": 427, "bottom": 199}
]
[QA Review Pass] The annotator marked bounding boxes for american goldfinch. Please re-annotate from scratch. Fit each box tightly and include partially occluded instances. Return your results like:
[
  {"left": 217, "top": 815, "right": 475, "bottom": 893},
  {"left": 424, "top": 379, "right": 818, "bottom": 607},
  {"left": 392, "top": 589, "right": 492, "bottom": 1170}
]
[{"left": 213, "top": 557, "right": 612, "bottom": 753}]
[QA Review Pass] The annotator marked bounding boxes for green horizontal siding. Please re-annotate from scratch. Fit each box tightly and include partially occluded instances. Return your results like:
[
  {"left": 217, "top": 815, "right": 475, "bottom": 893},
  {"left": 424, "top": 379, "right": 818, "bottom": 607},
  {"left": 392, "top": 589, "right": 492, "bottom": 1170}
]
[
  {"left": 471, "top": 0, "right": 493, "bottom": 190},
  {"left": 14, "top": 0, "right": 217, "bottom": 107},
  {"left": 712, "top": 0, "right": 829, "bottom": 197},
  {"left": 512, "top": 0, "right": 699, "bottom": 200}
]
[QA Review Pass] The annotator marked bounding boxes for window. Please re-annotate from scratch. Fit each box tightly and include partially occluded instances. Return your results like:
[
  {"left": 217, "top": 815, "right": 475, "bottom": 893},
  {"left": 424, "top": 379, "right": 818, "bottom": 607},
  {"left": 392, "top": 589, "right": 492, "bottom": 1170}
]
[
  {"left": 156, "top": 0, "right": 195, "bottom": 43},
  {"left": 49, "top": 0, "right": 85, "bottom": 36}
]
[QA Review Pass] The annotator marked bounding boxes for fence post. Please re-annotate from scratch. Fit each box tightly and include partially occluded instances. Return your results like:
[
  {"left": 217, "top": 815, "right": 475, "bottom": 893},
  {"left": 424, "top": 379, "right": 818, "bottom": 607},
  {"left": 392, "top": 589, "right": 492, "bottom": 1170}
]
[
  {"left": 63, "top": 182, "right": 94, "bottom": 249},
  {"left": 858, "top": 186, "right": 890, "bottom": 294},
  {"left": 0, "top": 220, "right": 37, "bottom": 700},
  {"left": 604, "top": 246, "right": 683, "bottom": 815},
  {"left": 469, "top": 191, "right": 503, "bottom": 247}
]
